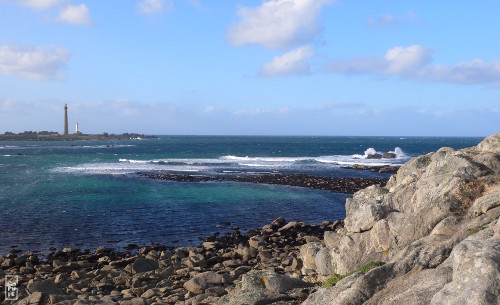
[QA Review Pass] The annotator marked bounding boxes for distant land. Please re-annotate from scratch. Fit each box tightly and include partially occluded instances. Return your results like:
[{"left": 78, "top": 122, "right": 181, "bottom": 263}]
[{"left": 0, "top": 131, "right": 157, "bottom": 141}]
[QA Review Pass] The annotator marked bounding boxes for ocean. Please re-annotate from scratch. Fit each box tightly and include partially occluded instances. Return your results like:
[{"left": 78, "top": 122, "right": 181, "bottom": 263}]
[{"left": 0, "top": 136, "right": 482, "bottom": 255}]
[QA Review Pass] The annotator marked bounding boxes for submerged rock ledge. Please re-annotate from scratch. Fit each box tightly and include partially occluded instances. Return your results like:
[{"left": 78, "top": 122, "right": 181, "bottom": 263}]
[{"left": 137, "top": 172, "right": 389, "bottom": 194}]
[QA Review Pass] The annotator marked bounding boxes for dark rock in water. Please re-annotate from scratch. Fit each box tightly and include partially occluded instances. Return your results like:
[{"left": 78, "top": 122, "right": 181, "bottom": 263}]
[
  {"left": 124, "top": 243, "right": 139, "bottom": 250},
  {"left": 348, "top": 164, "right": 399, "bottom": 174},
  {"left": 272, "top": 216, "right": 286, "bottom": 228},
  {"left": 138, "top": 172, "right": 388, "bottom": 194},
  {"left": 366, "top": 153, "right": 383, "bottom": 159},
  {"left": 217, "top": 221, "right": 231, "bottom": 227},
  {"left": 382, "top": 152, "right": 397, "bottom": 159}
]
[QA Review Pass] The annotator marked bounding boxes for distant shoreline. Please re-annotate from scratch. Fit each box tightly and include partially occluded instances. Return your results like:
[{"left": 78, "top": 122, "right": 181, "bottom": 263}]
[{"left": 0, "top": 132, "right": 157, "bottom": 141}]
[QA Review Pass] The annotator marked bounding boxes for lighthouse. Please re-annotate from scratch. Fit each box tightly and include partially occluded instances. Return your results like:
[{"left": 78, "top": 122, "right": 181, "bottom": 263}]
[{"left": 64, "top": 104, "right": 68, "bottom": 135}]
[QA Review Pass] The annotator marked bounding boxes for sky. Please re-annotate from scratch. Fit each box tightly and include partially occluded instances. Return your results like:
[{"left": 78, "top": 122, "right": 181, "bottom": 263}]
[{"left": 0, "top": 0, "right": 499, "bottom": 136}]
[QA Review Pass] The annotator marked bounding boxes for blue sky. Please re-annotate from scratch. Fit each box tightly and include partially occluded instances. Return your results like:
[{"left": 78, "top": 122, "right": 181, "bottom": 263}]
[{"left": 0, "top": 0, "right": 499, "bottom": 136}]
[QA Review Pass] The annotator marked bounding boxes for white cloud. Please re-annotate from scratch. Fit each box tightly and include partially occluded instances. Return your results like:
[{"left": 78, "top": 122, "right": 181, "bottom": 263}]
[
  {"left": 0, "top": 44, "right": 71, "bottom": 80},
  {"left": 424, "top": 59, "right": 500, "bottom": 84},
  {"left": 137, "top": 0, "right": 172, "bottom": 15},
  {"left": 228, "top": 0, "right": 333, "bottom": 49},
  {"left": 384, "top": 45, "right": 432, "bottom": 74},
  {"left": 233, "top": 108, "right": 270, "bottom": 116},
  {"left": 59, "top": 4, "right": 91, "bottom": 25},
  {"left": 325, "top": 44, "right": 432, "bottom": 76},
  {"left": 260, "top": 46, "right": 314, "bottom": 76},
  {"left": 13, "top": 0, "right": 62, "bottom": 10},
  {"left": 203, "top": 105, "right": 223, "bottom": 113},
  {"left": 323, "top": 44, "right": 500, "bottom": 86},
  {"left": 366, "top": 10, "right": 417, "bottom": 28}
]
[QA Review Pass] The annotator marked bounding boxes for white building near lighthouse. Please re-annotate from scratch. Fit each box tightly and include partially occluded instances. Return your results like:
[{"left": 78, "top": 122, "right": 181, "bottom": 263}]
[{"left": 73, "top": 122, "right": 82, "bottom": 135}]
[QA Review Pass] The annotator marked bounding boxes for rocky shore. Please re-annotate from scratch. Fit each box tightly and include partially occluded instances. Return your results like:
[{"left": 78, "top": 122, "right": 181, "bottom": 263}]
[
  {"left": 138, "top": 173, "right": 389, "bottom": 194},
  {"left": 1, "top": 218, "right": 343, "bottom": 305},
  {"left": 3, "top": 131, "right": 500, "bottom": 304}
]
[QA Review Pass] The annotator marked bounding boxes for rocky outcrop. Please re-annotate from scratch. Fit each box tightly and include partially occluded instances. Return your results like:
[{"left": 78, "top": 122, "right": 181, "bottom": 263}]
[{"left": 300, "top": 132, "right": 500, "bottom": 304}]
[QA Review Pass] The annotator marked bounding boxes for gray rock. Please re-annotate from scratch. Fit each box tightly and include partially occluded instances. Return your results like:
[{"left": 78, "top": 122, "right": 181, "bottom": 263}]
[
  {"left": 344, "top": 185, "right": 392, "bottom": 233},
  {"left": 468, "top": 186, "right": 500, "bottom": 217},
  {"left": 299, "top": 132, "right": 500, "bottom": 304},
  {"left": 302, "top": 272, "right": 362, "bottom": 305},
  {"left": 27, "top": 279, "right": 63, "bottom": 295},
  {"left": 205, "top": 286, "right": 227, "bottom": 297},
  {"left": 366, "top": 267, "right": 453, "bottom": 305},
  {"left": 119, "top": 297, "right": 147, "bottom": 305},
  {"left": 477, "top": 131, "right": 500, "bottom": 153},
  {"left": 183, "top": 271, "right": 231, "bottom": 294},
  {"left": 249, "top": 236, "right": 266, "bottom": 249},
  {"left": 183, "top": 254, "right": 206, "bottom": 268},
  {"left": 278, "top": 221, "right": 299, "bottom": 232},
  {"left": 431, "top": 231, "right": 500, "bottom": 305},
  {"left": 315, "top": 247, "right": 335, "bottom": 277},
  {"left": 271, "top": 216, "right": 286, "bottom": 228},
  {"left": 299, "top": 242, "right": 322, "bottom": 270},
  {"left": 218, "top": 270, "right": 308, "bottom": 305},
  {"left": 236, "top": 245, "right": 257, "bottom": 261},
  {"left": 383, "top": 152, "right": 397, "bottom": 159},
  {"left": 131, "top": 257, "right": 158, "bottom": 274}
]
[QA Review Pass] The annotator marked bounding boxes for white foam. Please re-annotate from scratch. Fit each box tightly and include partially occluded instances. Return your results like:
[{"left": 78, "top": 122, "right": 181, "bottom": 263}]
[
  {"left": 53, "top": 162, "right": 203, "bottom": 175},
  {"left": 390, "top": 147, "right": 407, "bottom": 158},
  {"left": 221, "top": 155, "right": 310, "bottom": 162},
  {"left": 0, "top": 145, "right": 21, "bottom": 149},
  {"left": 363, "top": 148, "right": 378, "bottom": 157},
  {"left": 240, "top": 163, "right": 276, "bottom": 167}
]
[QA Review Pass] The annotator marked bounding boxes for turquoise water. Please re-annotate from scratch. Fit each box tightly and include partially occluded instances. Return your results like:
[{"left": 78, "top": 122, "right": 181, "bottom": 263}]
[{"left": 0, "top": 136, "right": 482, "bottom": 254}]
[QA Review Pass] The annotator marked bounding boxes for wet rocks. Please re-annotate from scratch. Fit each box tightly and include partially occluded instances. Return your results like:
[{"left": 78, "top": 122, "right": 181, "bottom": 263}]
[
  {"left": 2, "top": 215, "right": 337, "bottom": 305},
  {"left": 138, "top": 172, "right": 388, "bottom": 194}
]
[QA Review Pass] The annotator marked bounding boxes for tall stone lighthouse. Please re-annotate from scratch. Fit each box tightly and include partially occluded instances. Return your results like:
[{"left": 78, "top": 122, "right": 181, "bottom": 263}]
[{"left": 64, "top": 104, "right": 69, "bottom": 135}]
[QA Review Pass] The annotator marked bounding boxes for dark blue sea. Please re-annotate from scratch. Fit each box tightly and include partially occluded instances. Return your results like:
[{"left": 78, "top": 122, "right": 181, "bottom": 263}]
[{"left": 0, "top": 136, "right": 482, "bottom": 255}]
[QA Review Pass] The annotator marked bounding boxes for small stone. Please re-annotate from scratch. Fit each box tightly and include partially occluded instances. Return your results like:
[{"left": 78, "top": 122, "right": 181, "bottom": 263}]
[{"left": 141, "top": 288, "right": 158, "bottom": 299}]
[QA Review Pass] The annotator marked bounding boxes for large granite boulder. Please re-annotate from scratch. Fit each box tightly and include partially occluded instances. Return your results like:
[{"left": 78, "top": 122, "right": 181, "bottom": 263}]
[{"left": 300, "top": 132, "right": 500, "bottom": 304}]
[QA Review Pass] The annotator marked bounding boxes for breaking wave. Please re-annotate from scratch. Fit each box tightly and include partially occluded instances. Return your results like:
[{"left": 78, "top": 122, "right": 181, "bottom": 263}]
[{"left": 56, "top": 147, "right": 409, "bottom": 176}]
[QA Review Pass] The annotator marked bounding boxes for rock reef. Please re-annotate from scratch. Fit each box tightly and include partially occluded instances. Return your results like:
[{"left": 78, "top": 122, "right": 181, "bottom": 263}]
[{"left": 138, "top": 173, "right": 388, "bottom": 194}]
